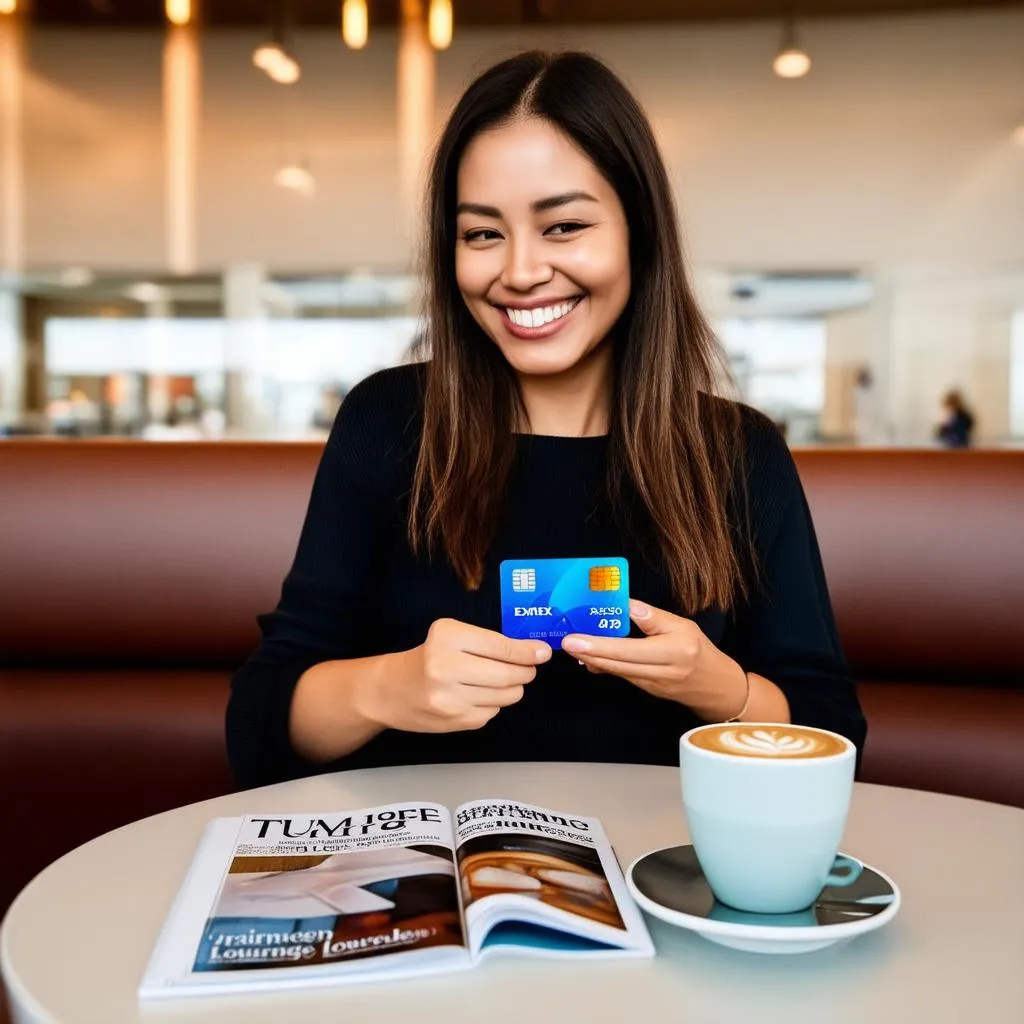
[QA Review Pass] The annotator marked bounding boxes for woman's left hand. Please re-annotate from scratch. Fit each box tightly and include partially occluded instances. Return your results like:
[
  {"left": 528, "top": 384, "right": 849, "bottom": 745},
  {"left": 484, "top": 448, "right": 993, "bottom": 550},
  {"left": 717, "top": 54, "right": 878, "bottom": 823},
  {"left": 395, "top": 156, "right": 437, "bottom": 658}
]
[{"left": 561, "top": 599, "right": 746, "bottom": 714}]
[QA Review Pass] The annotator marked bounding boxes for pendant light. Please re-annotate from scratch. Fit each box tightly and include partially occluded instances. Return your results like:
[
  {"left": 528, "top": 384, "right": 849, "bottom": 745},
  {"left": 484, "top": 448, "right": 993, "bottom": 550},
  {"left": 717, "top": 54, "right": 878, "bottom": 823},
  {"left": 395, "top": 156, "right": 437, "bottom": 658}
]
[
  {"left": 342, "top": 0, "right": 369, "bottom": 50},
  {"left": 253, "top": 0, "right": 301, "bottom": 84},
  {"left": 428, "top": 0, "right": 452, "bottom": 50},
  {"left": 773, "top": 16, "right": 811, "bottom": 79},
  {"left": 165, "top": 0, "right": 191, "bottom": 27}
]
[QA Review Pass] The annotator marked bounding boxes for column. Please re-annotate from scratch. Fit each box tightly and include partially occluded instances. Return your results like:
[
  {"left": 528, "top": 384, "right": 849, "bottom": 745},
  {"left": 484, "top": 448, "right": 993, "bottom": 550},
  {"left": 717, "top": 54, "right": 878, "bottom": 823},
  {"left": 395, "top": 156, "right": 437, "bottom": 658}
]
[
  {"left": 970, "top": 298, "right": 1018, "bottom": 444},
  {"left": 397, "top": 0, "right": 436, "bottom": 230},
  {"left": 0, "top": 286, "right": 22, "bottom": 430},
  {"left": 822, "top": 273, "right": 894, "bottom": 444},
  {"left": 0, "top": 6, "right": 24, "bottom": 276},
  {"left": 0, "top": 9, "right": 25, "bottom": 430},
  {"left": 1011, "top": 311, "right": 1024, "bottom": 439},
  {"left": 143, "top": 289, "right": 174, "bottom": 427},
  {"left": 163, "top": 18, "right": 200, "bottom": 274},
  {"left": 222, "top": 263, "right": 270, "bottom": 437}
]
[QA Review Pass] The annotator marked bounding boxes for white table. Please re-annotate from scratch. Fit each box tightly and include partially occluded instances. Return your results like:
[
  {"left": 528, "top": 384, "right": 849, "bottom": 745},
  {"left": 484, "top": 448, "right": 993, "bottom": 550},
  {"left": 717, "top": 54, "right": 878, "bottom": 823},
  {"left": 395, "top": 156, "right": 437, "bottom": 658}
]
[{"left": 2, "top": 763, "right": 1022, "bottom": 1023}]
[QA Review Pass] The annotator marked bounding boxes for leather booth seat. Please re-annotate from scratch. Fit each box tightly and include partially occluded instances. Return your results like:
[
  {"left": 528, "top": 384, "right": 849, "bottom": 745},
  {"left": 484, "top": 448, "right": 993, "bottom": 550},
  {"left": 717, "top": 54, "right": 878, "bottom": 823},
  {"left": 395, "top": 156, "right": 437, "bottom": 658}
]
[{"left": 1, "top": 441, "right": 1022, "bottom": 917}]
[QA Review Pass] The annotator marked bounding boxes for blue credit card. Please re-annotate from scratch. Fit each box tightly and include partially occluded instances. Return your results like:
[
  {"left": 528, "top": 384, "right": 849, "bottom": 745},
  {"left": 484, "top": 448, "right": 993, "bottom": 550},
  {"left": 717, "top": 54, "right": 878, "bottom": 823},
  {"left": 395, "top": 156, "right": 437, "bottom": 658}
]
[{"left": 499, "top": 557, "right": 630, "bottom": 649}]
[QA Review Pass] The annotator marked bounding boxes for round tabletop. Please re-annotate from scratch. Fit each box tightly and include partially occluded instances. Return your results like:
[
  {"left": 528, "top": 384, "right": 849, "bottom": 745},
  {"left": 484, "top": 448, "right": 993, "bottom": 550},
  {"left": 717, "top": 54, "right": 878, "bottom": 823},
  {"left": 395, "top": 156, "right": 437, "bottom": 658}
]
[{"left": 2, "top": 763, "right": 1023, "bottom": 1024}]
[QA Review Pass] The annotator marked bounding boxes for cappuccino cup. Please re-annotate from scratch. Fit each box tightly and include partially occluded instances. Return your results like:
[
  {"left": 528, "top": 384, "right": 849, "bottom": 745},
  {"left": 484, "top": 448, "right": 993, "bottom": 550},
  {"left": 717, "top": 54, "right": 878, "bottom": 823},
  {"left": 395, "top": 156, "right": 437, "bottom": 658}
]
[{"left": 680, "top": 723, "right": 859, "bottom": 915}]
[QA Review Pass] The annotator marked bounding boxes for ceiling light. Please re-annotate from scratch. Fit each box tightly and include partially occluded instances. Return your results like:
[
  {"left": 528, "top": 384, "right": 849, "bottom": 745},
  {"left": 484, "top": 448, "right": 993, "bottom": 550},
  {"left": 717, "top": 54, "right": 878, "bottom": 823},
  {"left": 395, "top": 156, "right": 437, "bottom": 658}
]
[
  {"left": 253, "top": 3, "right": 302, "bottom": 85},
  {"left": 275, "top": 165, "right": 316, "bottom": 196},
  {"left": 165, "top": 0, "right": 190, "bottom": 26},
  {"left": 0, "top": 0, "right": 17, "bottom": 15},
  {"left": 774, "top": 49, "right": 811, "bottom": 78},
  {"left": 252, "top": 43, "right": 283, "bottom": 72},
  {"left": 342, "top": 0, "right": 368, "bottom": 50},
  {"left": 773, "top": 17, "right": 811, "bottom": 79},
  {"left": 428, "top": 0, "right": 452, "bottom": 50},
  {"left": 267, "top": 53, "right": 300, "bottom": 84},
  {"left": 252, "top": 42, "right": 301, "bottom": 84}
]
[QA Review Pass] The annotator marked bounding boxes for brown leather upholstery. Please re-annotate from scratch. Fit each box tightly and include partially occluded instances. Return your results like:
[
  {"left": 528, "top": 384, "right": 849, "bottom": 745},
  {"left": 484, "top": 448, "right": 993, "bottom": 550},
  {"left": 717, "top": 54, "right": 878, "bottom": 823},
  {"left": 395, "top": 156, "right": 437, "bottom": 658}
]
[
  {"left": 858, "top": 682, "right": 1024, "bottom": 807},
  {"left": 795, "top": 450, "right": 1024, "bottom": 679},
  {"left": 0, "top": 441, "right": 321, "bottom": 666},
  {"left": 0, "top": 670, "right": 233, "bottom": 912},
  {"left": 1, "top": 441, "right": 1022, "bottom": 919}
]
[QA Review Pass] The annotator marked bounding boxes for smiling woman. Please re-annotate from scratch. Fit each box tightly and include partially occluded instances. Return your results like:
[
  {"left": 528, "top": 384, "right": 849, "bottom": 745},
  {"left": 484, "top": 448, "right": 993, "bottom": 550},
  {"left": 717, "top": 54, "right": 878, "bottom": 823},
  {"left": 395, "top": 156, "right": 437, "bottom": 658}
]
[{"left": 226, "top": 51, "right": 866, "bottom": 789}]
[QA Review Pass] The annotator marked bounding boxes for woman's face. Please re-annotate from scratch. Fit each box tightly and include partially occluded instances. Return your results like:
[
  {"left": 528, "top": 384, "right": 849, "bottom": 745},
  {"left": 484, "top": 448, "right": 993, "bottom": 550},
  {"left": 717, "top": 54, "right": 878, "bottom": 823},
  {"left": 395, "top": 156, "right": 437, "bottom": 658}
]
[{"left": 455, "top": 118, "right": 631, "bottom": 381}]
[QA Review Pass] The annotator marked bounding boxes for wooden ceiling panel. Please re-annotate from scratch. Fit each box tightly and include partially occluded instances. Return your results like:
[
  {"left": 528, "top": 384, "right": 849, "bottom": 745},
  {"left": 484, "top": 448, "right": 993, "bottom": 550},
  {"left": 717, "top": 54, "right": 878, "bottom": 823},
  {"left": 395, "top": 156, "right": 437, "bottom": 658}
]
[{"left": 23, "top": 0, "right": 1024, "bottom": 27}]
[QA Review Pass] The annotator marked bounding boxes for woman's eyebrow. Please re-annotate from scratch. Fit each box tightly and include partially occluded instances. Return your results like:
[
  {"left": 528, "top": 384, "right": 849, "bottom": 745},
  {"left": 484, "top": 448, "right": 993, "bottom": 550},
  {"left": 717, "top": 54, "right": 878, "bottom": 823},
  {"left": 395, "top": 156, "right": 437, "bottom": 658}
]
[
  {"left": 456, "top": 201, "right": 502, "bottom": 218},
  {"left": 531, "top": 190, "right": 598, "bottom": 213},
  {"left": 455, "top": 190, "right": 599, "bottom": 219}
]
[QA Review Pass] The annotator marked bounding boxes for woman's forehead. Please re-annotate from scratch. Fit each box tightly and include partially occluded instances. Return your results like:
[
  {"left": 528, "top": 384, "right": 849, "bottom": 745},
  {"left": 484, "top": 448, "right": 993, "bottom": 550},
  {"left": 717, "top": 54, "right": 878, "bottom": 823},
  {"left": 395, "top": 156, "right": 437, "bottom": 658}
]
[{"left": 456, "top": 119, "right": 613, "bottom": 207}]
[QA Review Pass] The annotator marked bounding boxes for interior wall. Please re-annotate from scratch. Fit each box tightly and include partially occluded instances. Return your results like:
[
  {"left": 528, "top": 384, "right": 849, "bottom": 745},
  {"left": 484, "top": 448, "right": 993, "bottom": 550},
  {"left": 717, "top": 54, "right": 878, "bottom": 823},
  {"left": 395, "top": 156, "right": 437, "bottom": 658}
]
[{"left": 6, "top": 7, "right": 1022, "bottom": 273}]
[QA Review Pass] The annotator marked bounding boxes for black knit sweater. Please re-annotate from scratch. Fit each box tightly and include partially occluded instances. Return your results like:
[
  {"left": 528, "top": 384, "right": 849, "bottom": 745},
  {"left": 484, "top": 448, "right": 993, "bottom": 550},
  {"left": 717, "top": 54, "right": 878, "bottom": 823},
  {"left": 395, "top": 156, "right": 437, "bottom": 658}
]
[{"left": 226, "top": 363, "right": 866, "bottom": 788}]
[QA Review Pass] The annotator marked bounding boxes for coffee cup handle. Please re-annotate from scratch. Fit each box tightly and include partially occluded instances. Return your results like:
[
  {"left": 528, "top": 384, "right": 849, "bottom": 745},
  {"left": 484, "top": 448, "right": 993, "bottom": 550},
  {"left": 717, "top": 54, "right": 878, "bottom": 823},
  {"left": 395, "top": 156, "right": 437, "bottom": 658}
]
[{"left": 824, "top": 855, "right": 863, "bottom": 888}]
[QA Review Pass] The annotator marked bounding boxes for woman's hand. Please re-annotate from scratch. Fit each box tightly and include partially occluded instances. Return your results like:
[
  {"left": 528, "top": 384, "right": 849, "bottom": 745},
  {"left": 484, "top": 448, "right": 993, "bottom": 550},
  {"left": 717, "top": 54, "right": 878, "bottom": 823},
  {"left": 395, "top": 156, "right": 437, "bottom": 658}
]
[
  {"left": 354, "top": 618, "right": 552, "bottom": 734},
  {"left": 561, "top": 599, "right": 749, "bottom": 721}
]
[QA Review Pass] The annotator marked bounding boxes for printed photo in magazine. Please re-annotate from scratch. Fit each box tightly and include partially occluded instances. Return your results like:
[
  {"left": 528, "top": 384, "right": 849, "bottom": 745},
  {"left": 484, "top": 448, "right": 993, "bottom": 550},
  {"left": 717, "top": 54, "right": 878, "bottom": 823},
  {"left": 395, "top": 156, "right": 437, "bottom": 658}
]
[
  {"left": 455, "top": 799, "right": 632, "bottom": 957},
  {"left": 195, "top": 844, "right": 464, "bottom": 970},
  {"left": 139, "top": 799, "right": 653, "bottom": 1001}
]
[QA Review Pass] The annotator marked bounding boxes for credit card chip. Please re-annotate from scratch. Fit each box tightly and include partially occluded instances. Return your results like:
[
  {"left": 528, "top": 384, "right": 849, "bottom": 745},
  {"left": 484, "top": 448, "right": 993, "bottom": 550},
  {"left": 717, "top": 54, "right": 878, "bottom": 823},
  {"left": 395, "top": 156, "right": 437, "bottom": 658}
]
[{"left": 588, "top": 565, "right": 621, "bottom": 592}]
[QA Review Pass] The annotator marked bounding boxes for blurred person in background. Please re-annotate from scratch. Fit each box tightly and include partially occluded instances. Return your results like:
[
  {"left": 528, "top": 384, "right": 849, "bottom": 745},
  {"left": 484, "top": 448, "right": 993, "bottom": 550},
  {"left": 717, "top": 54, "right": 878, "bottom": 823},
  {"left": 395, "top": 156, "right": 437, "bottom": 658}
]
[
  {"left": 935, "top": 389, "right": 975, "bottom": 448},
  {"left": 852, "top": 365, "right": 882, "bottom": 445},
  {"left": 311, "top": 384, "right": 348, "bottom": 434}
]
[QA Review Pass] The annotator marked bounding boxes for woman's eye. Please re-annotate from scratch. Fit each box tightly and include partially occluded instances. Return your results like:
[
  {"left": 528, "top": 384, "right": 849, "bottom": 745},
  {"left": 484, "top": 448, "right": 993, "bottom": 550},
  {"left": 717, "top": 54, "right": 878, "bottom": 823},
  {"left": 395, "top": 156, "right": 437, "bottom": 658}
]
[
  {"left": 462, "top": 228, "right": 502, "bottom": 243},
  {"left": 545, "top": 221, "right": 587, "bottom": 237}
]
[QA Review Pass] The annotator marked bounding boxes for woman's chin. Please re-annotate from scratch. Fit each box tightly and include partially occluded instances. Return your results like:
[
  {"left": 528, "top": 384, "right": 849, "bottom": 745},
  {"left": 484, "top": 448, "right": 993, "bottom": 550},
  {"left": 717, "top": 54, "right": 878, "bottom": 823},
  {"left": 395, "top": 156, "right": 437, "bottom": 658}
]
[
  {"left": 505, "top": 355, "right": 578, "bottom": 379},
  {"left": 496, "top": 339, "right": 592, "bottom": 379}
]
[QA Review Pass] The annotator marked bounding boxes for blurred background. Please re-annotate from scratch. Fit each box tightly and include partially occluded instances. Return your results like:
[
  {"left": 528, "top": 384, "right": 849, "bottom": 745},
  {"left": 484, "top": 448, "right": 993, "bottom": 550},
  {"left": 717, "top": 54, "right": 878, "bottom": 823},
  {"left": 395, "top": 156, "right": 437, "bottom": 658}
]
[{"left": 0, "top": 0, "right": 1021, "bottom": 445}]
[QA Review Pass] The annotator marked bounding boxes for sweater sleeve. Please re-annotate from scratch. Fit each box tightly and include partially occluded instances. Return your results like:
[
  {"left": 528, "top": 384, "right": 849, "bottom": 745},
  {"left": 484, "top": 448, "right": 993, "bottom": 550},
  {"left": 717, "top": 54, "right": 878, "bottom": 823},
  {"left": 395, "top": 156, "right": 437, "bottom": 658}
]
[
  {"left": 225, "top": 371, "right": 409, "bottom": 789},
  {"left": 731, "top": 416, "right": 868, "bottom": 754}
]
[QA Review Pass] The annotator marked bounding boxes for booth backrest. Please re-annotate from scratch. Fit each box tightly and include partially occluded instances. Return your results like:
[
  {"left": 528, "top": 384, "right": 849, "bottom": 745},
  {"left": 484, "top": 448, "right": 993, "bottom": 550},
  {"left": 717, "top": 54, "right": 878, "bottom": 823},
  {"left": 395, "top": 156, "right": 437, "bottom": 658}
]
[
  {"left": 794, "top": 449, "right": 1023, "bottom": 680},
  {"left": 2, "top": 442, "right": 1023, "bottom": 680},
  {"left": 1, "top": 442, "right": 319, "bottom": 667}
]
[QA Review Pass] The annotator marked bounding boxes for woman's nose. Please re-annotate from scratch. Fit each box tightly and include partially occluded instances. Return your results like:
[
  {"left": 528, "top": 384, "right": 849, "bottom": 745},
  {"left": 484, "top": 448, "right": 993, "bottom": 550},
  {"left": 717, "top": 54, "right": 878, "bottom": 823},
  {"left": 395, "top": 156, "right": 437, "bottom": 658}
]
[{"left": 500, "top": 238, "right": 553, "bottom": 292}]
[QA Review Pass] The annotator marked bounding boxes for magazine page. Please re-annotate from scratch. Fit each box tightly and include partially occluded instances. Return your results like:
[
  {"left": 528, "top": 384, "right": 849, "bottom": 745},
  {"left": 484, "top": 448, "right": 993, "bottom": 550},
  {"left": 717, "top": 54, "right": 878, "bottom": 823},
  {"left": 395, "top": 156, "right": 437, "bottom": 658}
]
[
  {"left": 139, "top": 803, "right": 469, "bottom": 1000},
  {"left": 453, "top": 799, "right": 653, "bottom": 961}
]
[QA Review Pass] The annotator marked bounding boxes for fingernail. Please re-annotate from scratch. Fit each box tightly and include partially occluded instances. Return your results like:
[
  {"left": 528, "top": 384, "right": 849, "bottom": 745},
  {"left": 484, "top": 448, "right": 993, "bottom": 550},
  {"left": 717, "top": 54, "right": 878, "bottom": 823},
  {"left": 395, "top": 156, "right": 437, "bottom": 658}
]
[
  {"left": 535, "top": 646, "right": 552, "bottom": 663},
  {"left": 630, "top": 599, "right": 651, "bottom": 620},
  {"left": 562, "top": 637, "right": 591, "bottom": 653}
]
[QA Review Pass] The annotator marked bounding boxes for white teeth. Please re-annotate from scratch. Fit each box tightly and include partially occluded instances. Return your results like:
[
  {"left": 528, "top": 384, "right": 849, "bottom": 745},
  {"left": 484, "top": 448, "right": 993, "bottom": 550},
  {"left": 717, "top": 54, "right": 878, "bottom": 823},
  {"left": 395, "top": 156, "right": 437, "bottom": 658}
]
[{"left": 506, "top": 298, "right": 579, "bottom": 329}]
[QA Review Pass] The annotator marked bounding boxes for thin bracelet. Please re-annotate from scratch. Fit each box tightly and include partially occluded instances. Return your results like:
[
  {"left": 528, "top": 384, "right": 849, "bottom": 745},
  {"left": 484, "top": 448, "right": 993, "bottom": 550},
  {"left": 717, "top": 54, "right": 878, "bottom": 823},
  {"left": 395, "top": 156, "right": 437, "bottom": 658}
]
[{"left": 723, "top": 669, "right": 752, "bottom": 723}]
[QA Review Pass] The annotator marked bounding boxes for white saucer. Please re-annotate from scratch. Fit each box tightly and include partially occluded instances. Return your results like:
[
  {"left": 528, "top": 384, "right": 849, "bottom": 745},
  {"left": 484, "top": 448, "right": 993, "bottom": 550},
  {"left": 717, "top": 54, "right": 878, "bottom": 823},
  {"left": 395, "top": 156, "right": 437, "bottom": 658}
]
[{"left": 626, "top": 845, "right": 900, "bottom": 955}]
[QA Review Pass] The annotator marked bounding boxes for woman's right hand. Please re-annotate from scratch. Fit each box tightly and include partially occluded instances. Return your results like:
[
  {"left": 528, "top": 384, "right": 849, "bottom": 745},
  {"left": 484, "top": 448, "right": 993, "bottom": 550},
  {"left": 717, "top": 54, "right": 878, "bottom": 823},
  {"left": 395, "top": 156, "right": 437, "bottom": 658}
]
[{"left": 354, "top": 618, "right": 552, "bottom": 734}]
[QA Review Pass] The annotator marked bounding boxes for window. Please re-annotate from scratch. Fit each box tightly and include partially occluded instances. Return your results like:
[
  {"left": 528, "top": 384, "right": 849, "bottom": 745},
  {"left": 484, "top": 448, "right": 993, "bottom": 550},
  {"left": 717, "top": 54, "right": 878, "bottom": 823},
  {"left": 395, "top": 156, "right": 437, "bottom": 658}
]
[{"left": 717, "top": 317, "right": 827, "bottom": 443}]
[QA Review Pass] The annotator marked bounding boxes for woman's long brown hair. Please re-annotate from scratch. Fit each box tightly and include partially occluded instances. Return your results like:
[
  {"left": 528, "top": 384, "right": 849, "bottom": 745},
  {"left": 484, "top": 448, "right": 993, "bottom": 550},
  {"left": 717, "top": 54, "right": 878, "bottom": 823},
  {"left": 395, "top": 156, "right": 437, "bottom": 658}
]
[{"left": 409, "top": 51, "right": 747, "bottom": 614}]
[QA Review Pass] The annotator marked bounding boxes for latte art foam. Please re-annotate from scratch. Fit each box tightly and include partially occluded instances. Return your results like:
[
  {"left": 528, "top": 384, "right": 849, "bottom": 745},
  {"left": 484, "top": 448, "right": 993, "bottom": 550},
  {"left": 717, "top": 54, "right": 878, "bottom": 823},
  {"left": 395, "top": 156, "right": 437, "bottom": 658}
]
[
  {"left": 687, "top": 725, "right": 848, "bottom": 760},
  {"left": 720, "top": 729, "right": 822, "bottom": 757}
]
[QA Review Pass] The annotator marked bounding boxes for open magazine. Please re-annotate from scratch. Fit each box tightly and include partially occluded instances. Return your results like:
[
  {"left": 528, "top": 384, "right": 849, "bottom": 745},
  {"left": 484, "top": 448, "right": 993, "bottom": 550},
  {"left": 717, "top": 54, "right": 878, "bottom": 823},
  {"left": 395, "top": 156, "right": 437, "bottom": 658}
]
[{"left": 139, "top": 798, "right": 654, "bottom": 1000}]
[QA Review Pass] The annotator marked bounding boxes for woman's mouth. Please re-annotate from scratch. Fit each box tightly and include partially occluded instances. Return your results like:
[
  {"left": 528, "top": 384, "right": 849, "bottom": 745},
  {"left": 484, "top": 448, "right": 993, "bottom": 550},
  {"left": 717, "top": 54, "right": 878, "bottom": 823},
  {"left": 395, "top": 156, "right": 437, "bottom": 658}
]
[{"left": 497, "top": 296, "right": 584, "bottom": 339}]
